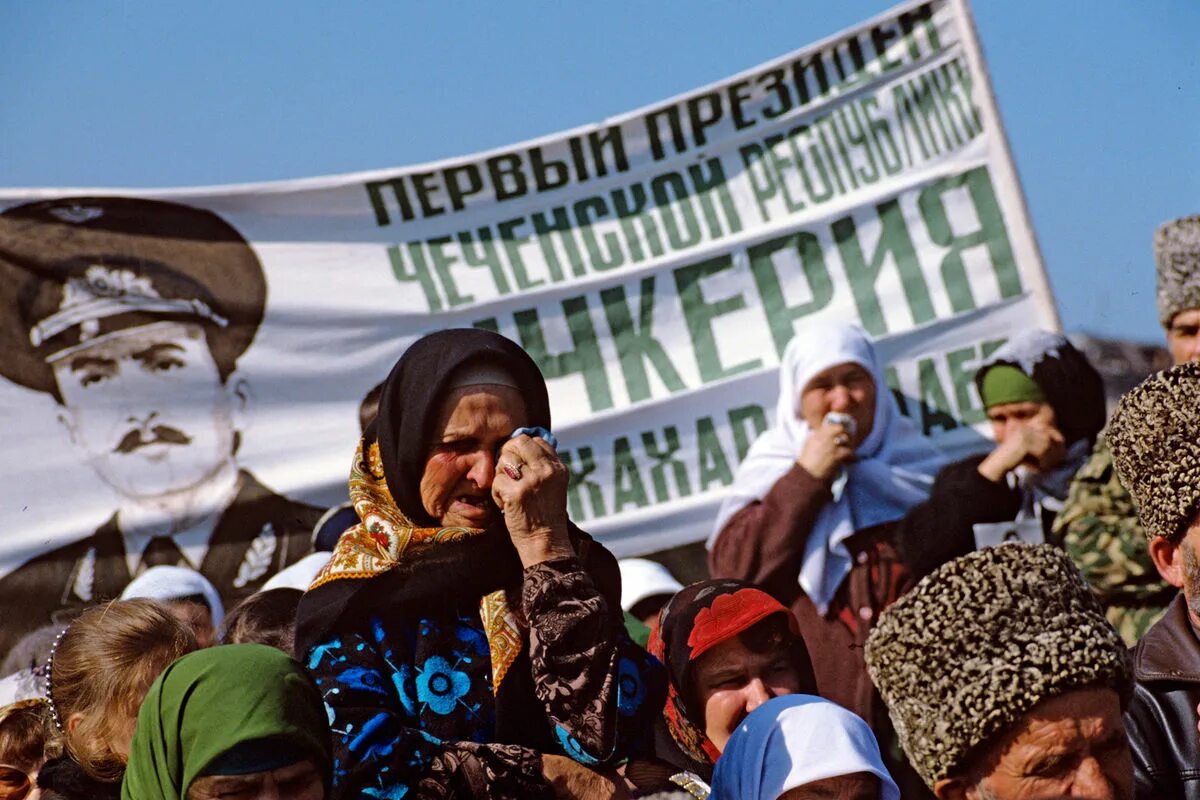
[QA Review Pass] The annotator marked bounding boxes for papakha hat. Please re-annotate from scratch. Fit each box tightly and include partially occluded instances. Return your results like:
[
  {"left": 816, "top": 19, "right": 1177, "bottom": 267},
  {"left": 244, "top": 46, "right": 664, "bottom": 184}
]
[
  {"left": 0, "top": 196, "right": 266, "bottom": 401},
  {"left": 1108, "top": 362, "right": 1200, "bottom": 542},
  {"left": 864, "top": 544, "right": 1130, "bottom": 790},
  {"left": 1155, "top": 214, "right": 1200, "bottom": 327}
]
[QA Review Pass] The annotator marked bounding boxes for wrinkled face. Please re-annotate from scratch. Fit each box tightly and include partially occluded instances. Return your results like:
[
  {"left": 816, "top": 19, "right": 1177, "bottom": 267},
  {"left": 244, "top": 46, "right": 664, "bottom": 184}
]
[
  {"left": 1178, "top": 536, "right": 1200, "bottom": 621},
  {"left": 693, "top": 628, "right": 806, "bottom": 755},
  {"left": 187, "top": 759, "right": 324, "bottom": 800},
  {"left": 953, "top": 688, "right": 1132, "bottom": 800},
  {"left": 799, "top": 362, "right": 876, "bottom": 447},
  {"left": 1148, "top": 512, "right": 1200, "bottom": 622},
  {"left": 51, "top": 321, "right": 240, "bottom": 499},
  {"left": 419, "top": 385, "right": 527, "bottom": 528},
  {"left": 1167, "top": 309, "right": 1200, "bottom": 365}
]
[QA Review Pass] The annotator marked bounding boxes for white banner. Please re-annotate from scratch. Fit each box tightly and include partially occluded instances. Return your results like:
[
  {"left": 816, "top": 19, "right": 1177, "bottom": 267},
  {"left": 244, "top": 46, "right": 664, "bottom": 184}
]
[{"left": 0, "top": 0, "right": 1055, "bottom": 656}]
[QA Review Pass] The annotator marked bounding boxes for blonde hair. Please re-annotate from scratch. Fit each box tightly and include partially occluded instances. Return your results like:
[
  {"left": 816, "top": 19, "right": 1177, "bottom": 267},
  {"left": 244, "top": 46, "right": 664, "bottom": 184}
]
[{"left": 48, "top": 598, "right": 198, "bottom": 782}]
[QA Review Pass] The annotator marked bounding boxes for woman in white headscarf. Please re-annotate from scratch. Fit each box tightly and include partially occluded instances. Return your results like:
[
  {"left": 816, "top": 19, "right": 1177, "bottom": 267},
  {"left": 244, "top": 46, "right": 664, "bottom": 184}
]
[
  {"left": 120, "top": 565, "right": 224, "bottom": 648},
  {"left": 707, "top": 321, "right": 943, "bottom": 796},
  {"left": 711, "top": 695, "right": 900, "bottom": 800}
]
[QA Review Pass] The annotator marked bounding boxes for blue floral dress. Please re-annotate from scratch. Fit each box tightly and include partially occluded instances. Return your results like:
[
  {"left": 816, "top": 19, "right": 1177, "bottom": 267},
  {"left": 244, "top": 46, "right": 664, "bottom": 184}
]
[{"left": 306, "top": 557, "right": 665, "bottom": 799}]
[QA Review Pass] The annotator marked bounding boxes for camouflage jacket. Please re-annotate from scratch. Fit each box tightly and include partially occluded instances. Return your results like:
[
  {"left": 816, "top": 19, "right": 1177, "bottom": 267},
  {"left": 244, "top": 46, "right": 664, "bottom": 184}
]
[{"left": 1053, "top": 435, "right": 1176, "bottom": 645}]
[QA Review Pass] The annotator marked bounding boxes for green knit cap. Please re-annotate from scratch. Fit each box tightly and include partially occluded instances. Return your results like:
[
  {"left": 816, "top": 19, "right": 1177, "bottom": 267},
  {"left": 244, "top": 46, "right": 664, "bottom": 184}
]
[
  {"left": 865, "top": 544, "right": 1130, "bottom": 790},
  {"left": 978, "top": 364, "right": 1046, "bottom": 408},
  {"left": 1108, "top": 361, "right": 1200, "bottom": 542}
]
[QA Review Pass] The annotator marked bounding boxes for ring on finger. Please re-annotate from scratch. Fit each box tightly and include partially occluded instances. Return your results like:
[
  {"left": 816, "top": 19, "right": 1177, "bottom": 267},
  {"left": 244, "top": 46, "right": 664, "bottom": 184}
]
[
  {"left": 501, "top": 461, "right": 523, "bottom": 481},
  {"left": 835, "top": 433, "right": 850, "bottom": 446}
]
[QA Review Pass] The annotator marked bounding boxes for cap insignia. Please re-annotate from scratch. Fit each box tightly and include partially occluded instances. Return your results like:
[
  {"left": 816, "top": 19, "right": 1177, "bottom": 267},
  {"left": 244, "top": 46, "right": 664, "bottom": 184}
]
[
  {"left": 30, "top": 264, "right": 229, "bottom": 348},
  {"left": 48, "top": 205, "right": 104, "bottom": 224}
]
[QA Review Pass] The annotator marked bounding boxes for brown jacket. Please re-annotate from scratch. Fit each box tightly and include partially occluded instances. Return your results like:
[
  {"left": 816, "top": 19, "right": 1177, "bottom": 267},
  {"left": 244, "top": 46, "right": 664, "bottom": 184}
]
[
  {"left": 707, "top": 463, "right": 933, "bottom": 799},
  {"left": 707, "top": 463, "right": 913, "bottom": 727},
  {"left": 1126, "top": 592, "right": 1200, "bottom": 800}
]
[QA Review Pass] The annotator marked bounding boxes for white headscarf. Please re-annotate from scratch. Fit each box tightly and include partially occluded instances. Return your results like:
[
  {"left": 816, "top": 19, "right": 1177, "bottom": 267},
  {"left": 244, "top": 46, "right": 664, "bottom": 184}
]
[
  {"left": 710, "top": 322, "right": 945, "bottom": 613},
  {"left": 120, "top": 565, "right": 225, "bottom": 628},
  {"left": 712, "top": 694, "right": 900, "bottom": 800},
  {"left": 262, "top": 551, "right": 332, "bottom": 592},
  {"left": 0, "top": 669, "right": 42, "bottom": 707},
  {"left": 618, "top": 558, "right": 684, "bottom": 612}
]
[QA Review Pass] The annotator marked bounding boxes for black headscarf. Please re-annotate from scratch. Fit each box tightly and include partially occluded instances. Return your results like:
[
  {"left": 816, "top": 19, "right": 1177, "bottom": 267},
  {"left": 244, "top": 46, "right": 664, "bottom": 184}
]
[
  {"left": 975, "top": 331, "right": 1106, "bottom": 447},
  {"left": 294, "top": 329, "right": 621, "bottom": 751},
  {"left": 374, "top": 328, "right": 551, "bottom": 526}
]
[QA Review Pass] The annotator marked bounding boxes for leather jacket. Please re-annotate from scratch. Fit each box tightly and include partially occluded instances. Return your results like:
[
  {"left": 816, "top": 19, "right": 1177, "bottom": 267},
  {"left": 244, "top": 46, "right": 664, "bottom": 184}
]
[{"left": 1125, "top": 592, "right": 1200, "bottom": 799}]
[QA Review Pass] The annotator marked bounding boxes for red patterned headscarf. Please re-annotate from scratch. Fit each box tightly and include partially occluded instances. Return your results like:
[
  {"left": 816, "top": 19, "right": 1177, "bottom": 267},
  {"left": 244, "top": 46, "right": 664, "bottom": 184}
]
[{"left": 648, "top": 579, "right": 816, "bottom": 766}]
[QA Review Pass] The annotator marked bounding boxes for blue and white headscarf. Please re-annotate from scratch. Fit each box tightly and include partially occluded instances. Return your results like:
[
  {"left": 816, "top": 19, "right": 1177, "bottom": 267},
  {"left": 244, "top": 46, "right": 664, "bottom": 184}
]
[{"left": 712, "top": 695, "right": 900, "bottom": 800}]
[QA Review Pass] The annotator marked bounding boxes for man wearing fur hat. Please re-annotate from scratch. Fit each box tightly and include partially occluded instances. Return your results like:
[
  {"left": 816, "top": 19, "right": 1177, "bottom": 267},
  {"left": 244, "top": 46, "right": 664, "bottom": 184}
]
[
  {"left": 1054, "top": 215, "right": 1200, "bottom": 645},
  {"left": 865, "top": 543, "right": 1133, "bottom": 800},
  {"left": 1108, "top": 361, "right": 1200, "bottom": 798},
  {"left": 0, "top": 197, "right": 322, "bottom": 659}
]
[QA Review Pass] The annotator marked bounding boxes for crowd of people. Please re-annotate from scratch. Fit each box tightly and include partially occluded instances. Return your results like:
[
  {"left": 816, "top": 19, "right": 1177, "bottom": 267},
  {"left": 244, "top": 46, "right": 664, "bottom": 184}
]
[{"left": 0, "top": 214, "right": 1198, "bottom": 800}]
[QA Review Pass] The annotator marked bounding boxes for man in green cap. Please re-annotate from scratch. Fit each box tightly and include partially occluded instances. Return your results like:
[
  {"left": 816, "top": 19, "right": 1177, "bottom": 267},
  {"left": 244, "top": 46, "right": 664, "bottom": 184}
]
[
  {"left": 1053, "top": 214, "right": 1200, "bottom": 645},
  {"left": 895, "top": 330, "right": 1106, "bottom": 580}
]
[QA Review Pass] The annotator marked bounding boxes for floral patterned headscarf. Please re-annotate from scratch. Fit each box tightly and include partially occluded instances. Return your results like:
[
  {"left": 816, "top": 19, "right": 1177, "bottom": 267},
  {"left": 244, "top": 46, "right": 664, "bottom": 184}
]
[
  {"left": 306, "top": 438, "right": 524, "bottom": 692},
  {"left": 648, "top": 579, "right": 816, "bottom": 766},
  {"left": 298, "top": 329, "right": 553, "bottom": 693}
]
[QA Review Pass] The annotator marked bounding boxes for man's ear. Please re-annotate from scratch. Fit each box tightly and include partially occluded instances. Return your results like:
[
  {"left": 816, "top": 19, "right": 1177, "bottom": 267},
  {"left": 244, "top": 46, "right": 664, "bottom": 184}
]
[
  {"left": 1149, "top": 536, "right": 1186, "bottom": 589},
  {"left": 227, "top": 373, "right": 253, "bottom": 429},
  {"left": 933, "top": 777, "right": 970, "bottom": 800}
]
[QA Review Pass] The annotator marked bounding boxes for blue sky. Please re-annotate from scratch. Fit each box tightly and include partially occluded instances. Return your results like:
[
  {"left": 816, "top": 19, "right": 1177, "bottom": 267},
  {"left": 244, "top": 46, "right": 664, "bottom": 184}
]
[{"left": 3, "top": 1, "right": 1196, "bottom": 343}]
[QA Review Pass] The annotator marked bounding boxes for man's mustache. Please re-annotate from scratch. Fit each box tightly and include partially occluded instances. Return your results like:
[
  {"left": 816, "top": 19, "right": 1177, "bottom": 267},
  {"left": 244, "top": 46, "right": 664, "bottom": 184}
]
[{"left": 115, "top": 425, "right": 193, "bottom": 454}]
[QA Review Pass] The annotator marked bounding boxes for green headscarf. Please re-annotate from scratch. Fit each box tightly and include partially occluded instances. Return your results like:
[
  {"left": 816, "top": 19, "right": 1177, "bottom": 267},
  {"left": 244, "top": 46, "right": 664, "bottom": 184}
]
[
  {"left": 978, "top": 363, "right": 1046, "bottom": 408},
  {"left": 120, "top": 644, "right": 331, "bottom": 800}
]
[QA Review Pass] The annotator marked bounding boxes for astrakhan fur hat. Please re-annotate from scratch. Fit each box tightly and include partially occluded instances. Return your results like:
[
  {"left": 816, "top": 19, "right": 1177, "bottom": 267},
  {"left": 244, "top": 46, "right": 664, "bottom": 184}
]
[
  {"left": 1156, "top": 215, "right": 1200, "bottom": 327},
  {"left": 1109, "top": 361, "right": 1200, "bottom": 542},
  {"left": 865, "top": 544, "right": 1130, "bottom": 789}
]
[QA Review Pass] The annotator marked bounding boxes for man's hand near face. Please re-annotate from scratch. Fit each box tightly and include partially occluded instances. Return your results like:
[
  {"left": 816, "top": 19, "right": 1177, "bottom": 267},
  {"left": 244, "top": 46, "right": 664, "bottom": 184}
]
[{"left": 978, "top": 422, "right": 1066, "bottom": 483}]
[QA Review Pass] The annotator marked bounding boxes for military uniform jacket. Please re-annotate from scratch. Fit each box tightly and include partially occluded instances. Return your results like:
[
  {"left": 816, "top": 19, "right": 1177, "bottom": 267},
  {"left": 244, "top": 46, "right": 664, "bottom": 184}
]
[
  {"left": 0, "top": 470, "right": 322, "bottom": 660},
  {"left": 1053, "top": 435, "right": 1174, "bottom": 645}
]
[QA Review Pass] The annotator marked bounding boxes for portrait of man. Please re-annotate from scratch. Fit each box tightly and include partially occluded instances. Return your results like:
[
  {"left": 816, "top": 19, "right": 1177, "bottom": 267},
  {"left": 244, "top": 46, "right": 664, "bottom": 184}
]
[{"left": 0, "top": 196, "right": 322, "bottom": 658}]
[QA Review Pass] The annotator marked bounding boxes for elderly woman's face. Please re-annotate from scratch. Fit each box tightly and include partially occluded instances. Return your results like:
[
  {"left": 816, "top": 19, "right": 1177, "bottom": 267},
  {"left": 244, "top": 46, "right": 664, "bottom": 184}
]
[
  {"left": 938, "top": 687, "right": 1131, "bottom": 800},
  {"left": 419, "top": 385, "right": 527, "bottom": 527},
  {"left": 799, "top": 362, "right": 876, "bottom": 446},
  {"left": 186, "top": 759, "right": 324, "bottom": 800}
]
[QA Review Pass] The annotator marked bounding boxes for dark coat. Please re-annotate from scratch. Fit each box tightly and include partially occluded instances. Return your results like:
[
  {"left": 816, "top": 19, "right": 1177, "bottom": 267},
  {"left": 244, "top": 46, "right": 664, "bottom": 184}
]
[
  {"left": 298, "top": 535, "right": 666, "bottom": 800},
  {"left": 36, "top": 755, "right": 120, "bottom": 800},
  {"left": 1126, "top": 592, "right": 1200, "bottom": 800},
  {"left": 893, "top": 454, "right": 1058, "bottom": 582},
  {"left": 0, "top": 470, "right": 321, "bottom": 660}
]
